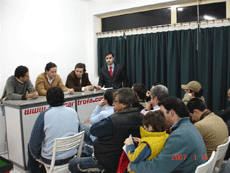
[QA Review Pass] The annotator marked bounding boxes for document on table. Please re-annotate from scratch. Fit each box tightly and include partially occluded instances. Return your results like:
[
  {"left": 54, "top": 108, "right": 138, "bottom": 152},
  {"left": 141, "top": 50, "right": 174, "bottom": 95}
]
[
  {"left": 100, "top": 87, "right": 113, "bottom": 91},
  {"left": 64, "top": 91, "right": 70, "bottom": 95}
]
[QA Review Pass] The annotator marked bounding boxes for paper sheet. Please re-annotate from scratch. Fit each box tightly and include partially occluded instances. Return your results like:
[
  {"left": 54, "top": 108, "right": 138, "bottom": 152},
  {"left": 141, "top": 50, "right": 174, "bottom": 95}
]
[{"left": 123, "top": 134, "right": 133, "bottom": 155}]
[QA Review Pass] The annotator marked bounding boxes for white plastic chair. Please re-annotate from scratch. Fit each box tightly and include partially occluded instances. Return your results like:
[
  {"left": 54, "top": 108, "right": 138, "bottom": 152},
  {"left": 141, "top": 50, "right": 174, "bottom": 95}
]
[
  {"left": 214, "top": 136, "right": 230, "bottom": 173},
  {"left": 38, "top": 131, "right": 85, "bottom": 173},
  {"left": 195, "top": 151, "right": 216, "bottom": 173}
]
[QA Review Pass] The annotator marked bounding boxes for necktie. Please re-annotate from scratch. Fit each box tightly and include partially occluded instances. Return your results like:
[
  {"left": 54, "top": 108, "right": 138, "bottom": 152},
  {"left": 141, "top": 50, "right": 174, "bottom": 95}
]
[{"left": 109, "top": 67, "right": 113, "bottom": 76}]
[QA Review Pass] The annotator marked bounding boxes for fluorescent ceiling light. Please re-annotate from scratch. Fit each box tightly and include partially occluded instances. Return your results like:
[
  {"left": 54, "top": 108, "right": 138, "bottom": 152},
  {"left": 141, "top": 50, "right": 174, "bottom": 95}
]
[
  {"left": 171, "top": 5, "right": 179, "bottom": 10},
  {"left": 203, "top": 15, "right": 216, "bottom": 20},
  {"left": 177, "top": 8, "right": 183, "bottom": 11}
]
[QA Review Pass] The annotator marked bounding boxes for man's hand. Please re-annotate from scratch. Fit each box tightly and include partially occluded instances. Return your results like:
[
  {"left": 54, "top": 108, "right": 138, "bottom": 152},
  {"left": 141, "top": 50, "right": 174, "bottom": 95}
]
[
  {"left": 187, "top": 92, "right": 193, "bottom": 97},
  {"left": 124, "top": 138, "right": 132, "bottom": 146},
  {"left": 127, "top": 163, "right": 132, "bottom": 172},
  {"left": 132, "top": 137, "right": 140, "bottom": 144},
  {"left": 68, "top": 88, "right": 74, "bottom": 94},
  {"left": 85, "top": 85, "right": 95, "bottom": 91},
  {"left": 145, "top": 101, "right": 152, "bottom": 111},
  {"left": 146, "top": 90, "right": 151, "bottom": 97},
  {"left": 32, "top": 91, "right": 38, "bottom": 98},
  {"left": 84, "top": 86, "right": 91, "bottom": 91},
  {"left": 25, "top": 91, "right": 34, "bottom": 99},
  {"left": 89, "top": 85, "right": 95, "bottom": 90},
  {"left": 36, "top": 159, "right": 41, "bottom": 162},
  {"left": 98, "top": 98, "right": 106, "bottom": 107},
  {"left": 96, "top": 86, "right": 101, "bottom": 90}
]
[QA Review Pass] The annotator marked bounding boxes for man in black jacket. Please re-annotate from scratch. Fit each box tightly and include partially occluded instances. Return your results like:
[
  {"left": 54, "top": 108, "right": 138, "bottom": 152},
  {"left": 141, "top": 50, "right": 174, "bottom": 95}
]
[
  {"left": 96, "top": 52, "right": 129, "bottom": 89},
  {"left": 68, "top": 88, "right": 143, "bottom": 173}
]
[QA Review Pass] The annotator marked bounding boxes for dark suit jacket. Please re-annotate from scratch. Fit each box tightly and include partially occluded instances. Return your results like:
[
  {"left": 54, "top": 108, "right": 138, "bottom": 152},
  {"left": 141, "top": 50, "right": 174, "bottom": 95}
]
[
  {"left": 66, "top": 71, "right": 91, "bottom": 91},
  {"left": 215, "top": 106, "right": 230, "bottom": 122},
  {"left": 98, "top": 63, "right": 128, "bottom": 89}
]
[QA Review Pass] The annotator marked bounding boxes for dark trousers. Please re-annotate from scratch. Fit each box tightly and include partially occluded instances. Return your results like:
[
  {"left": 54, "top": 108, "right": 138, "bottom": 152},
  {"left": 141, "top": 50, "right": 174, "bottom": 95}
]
[
  {"left": 68, "top": 156, "right": 108, "bottom": 173},
  {"left": 27, "top": 147, "right": 46, "bottom": 173}
]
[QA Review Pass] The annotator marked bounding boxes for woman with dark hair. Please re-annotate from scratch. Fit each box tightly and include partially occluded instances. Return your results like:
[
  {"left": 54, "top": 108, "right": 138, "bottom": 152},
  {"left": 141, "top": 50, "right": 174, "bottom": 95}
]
[{"left": 66, "top": 63, "right": 94, "bottom": 91}]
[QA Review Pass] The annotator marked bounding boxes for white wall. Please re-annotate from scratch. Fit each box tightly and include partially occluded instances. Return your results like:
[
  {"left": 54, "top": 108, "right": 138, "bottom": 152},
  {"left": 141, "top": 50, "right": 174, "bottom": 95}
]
[
  {"left": 0, "top": 1, "right": 2, "bottom": 94},
  {"left": 0, "top": 0, "right": 89, "bottom": 95},
  {"left": 0, "top": 0, "right": 185, "bottom": 93},
  {"left": 86, "top": 0, "right": 178, "bottom": 85}
]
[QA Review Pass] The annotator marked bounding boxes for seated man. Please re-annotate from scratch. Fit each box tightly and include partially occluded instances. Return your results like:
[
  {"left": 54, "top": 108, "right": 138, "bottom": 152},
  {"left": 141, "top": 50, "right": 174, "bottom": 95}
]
[
  {"left": 145, "top": 82, "right": 164, "bottom": 102},
  {"left": 69, "top": 88, "right": 144, "bottom": 173},
  {"left": 187, "top": 98, "right": 229, "bottom": 158},
  {"left": 82, "top": 89, "right": 115, "bottom": 156},
  {"left": 181, "top": 80, "right": 205, "bottom": 105},
  {"left": 141, "top": 85, "right": 168, "bottom": 115},
  {"left": 1, "top": 65, "right": 38, "bottom": 101},
  {"left": 132, "top": 83, "right": 147, "bottom": 108},
  {"left": 128, "top": 97, "right": 207, "bottom": 173},
  {"left": 66, "top": 63, "right": 94, "bottom": 91},
  {"left": 90, "top": 89, "right": 114, "bottom": 126},
  {"left": 215, "top": 89, "right": 230, "bottom": 159},
  {"left": 27, "top": 86, "right": 80, "bottom": 173},
  {"left": 215, "top": 88, "right": 230, "bottom": 128},
  {"left": 35, "top": 62, "right": 74, "bottom": 96}
]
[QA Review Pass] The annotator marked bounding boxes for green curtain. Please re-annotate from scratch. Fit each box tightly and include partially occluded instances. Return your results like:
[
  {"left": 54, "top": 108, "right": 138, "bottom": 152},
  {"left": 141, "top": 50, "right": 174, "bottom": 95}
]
[
  {"left": 198, "top": 26, "right": 230, "bottom": 111},
  {"left": 180, "top": 29, "right": 198, "bottom": 96},
  {"left": 97, "top": 26, "right": 230, "bottom": 112},
  {"left": 166, "top": 31, "right": 182, "bottom": 97},
  {"left": 126, "top": 32, "right": 169, "bottom": 90},
  {"left": 125, "top": 30, "right": 197, "bottom": 98},
  {"left": 126, "top": 34, "right": 145, "bottom": 86}
]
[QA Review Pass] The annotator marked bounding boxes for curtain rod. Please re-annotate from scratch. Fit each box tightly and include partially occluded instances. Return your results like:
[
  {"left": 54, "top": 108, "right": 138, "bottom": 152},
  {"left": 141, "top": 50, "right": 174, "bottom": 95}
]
[{"left": 96, "top": 18, "right": 230, "bottom": 35}]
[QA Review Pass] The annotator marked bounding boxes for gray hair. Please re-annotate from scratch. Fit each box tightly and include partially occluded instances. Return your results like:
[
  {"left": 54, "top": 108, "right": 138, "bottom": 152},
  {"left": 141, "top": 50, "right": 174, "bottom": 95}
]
[
  {"left": 150, "top": 85, "right": 169, "bottom": 101},
  {"left": 114, "top": 88, "right": 139, "bottom": 109}
]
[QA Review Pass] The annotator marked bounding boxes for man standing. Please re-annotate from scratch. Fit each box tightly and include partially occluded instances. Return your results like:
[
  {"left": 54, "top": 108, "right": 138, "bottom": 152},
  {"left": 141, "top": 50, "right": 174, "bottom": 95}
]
[
  {"left": 129, "top": 97, "right": 207, "bottom": 173},
  {"left": 181, "top": 80, "right": 205, "bottom": 105},
  {"left": 141, "top": 85, "right": 168, "bottom": 115},
  {"left": 1, "top": 65, "right": 38, "bottom": 101},
  {"left": 97, "top": 52, "right": 128, "bottom": 89},
  {"left": 187, "top": 98, "right": 229, "bottom": 158},
  {"left": 27, "top": 86, "right": 80, "bottom": 173},
  {"left": 35, "top": 62, "right": 74, "bottom": 96},
  {"left": 69, "top": 88, "right": 143, "bottom": 173},
  {"left": 66, "top": 63, "right": 94, "bottom": 91}
]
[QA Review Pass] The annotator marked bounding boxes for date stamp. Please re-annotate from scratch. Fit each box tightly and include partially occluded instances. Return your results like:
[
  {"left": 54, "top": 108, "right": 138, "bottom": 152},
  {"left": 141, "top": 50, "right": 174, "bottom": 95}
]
[{"left": 172, "top": 154, "right": 208, "bottom": 161}]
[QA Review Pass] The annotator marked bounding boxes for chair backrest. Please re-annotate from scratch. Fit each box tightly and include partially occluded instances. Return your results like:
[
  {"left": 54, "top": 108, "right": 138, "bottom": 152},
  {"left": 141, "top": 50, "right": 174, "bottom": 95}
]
[
  {"left": 49, "top": 131, "right": 85, "bottom": 172},
  {"left": 195, "top": 151, "right": 216, "bottom": 173},
  {"left": 215, "top": 136, "right": 230, "bottom": 170}
]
